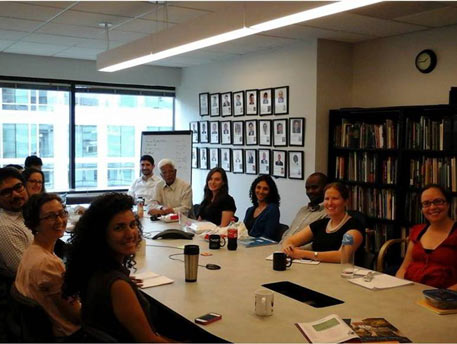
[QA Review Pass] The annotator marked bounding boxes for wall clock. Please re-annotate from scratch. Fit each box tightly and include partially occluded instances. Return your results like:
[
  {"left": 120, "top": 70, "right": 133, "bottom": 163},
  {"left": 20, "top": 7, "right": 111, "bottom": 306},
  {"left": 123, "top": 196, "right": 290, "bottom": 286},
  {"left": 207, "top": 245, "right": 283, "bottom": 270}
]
[{"left": 415, "top": 49, "right": 437, "bottom": 74}]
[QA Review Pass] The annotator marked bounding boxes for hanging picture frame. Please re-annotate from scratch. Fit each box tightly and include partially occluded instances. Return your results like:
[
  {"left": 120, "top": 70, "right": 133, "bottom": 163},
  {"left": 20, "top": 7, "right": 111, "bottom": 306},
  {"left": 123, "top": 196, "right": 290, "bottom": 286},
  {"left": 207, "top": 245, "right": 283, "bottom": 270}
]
[
  {"left": 259, "top": 120, "right": 272, "bottom": 146},
  {"left": 245, "top": 149, "right": 257, "bottom": 175},
  {"left": 232, "top": 149, "right": 244, "bottom": 173},
  {"left": 221, "top": 121, "right": 232, "bottom": 145},
  {"left": 199, "top": 147, "right": 209, "bottom": 170},
  {"left": 258, "top": 149, "right": 271, "bottom": 175},
  {"left": 209, "top": 121, "right": 220, "bottom": 144},
  {"left": 273, "top": 119, "right": 287, "bottom": 147},
  {"left": 233, "top": 91, "right": 245, "bottom": 117},
  {"left": 288, "top": 151, "right": 304, "bottom": 180},
  {"left": 246, "top": 89, "right": 258, "bottom": 116},
  {"left": 289, "top": 117, "right": 305, "bottom": 146},
  {"left": 209, "top": 148, "right": 220, "bottom": 169},
  {"left": 274, "top": 86, "right": 289, "bottom": 115},
  {"left": 221, "top": 92, "right": 233, "bottom": 117},
  {"left": 220, "top": 148, "right": 231, "bottom": 172},
  {"left": 272, "top": 150, "right": 286, "bottom": 178},
  {"left": 259, "top": 88, "right": 273, "bottom": 116},
  {"left": 199, "top": 121, "right": 209, "bottom": 143},
  {"left": 199, "top": 92, "right": 209, "bottom": 116},
  {"left": 190, "top": 121, "right": 199, "bottom": 143},
  {"left": 232, "top": 120, "right": 244, "bottom": 146},
  {"left": 192, "top": 147, "right": 199, "bottom": 168},
  {"left": 245, "top": 119, "right": 258, "bottom": 146},
  {"left": 210, "top": 93, "right": 220, "bottom": 117}
]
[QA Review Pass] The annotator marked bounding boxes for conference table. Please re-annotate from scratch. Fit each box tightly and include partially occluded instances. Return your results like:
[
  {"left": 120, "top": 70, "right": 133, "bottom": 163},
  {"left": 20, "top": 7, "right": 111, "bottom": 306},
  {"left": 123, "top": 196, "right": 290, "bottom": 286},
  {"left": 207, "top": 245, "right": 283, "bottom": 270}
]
[{"left": 137, "top": 218, "right": 457, "bottom": 343}]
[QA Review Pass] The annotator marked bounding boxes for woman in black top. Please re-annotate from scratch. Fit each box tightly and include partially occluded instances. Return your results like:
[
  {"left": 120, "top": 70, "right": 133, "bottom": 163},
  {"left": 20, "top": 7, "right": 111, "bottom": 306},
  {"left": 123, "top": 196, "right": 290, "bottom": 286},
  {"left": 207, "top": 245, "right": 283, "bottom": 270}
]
[
  {"left": 62, "top": 193, "right": 170, "bottom": 343},
  {"left": 282, "top": 182, "right": 364, "bottom": 263},
  {"left": 198, "top": 167, "right": 236, "bottom": 227}
]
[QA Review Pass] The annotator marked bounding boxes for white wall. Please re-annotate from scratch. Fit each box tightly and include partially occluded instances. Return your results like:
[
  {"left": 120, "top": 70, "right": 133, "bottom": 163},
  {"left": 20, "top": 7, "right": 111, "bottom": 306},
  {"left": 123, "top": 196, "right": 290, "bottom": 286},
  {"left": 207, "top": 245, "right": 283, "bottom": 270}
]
[
  {"left": 0, "top": 52, "right": 181, "bottom": 86},
  {"left": 353, "top": 24, "right": 457, "bottom": 107},
  {"left": 176, "top": 41, "right": 318, "bottom": 224}
]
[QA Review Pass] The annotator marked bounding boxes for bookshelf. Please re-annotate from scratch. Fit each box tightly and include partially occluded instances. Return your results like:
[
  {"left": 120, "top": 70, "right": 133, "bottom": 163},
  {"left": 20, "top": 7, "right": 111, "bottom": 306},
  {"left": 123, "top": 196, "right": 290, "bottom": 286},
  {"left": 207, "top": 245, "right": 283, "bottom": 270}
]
[{"left": 328, "top": 105, "right": 457, "bottom": 255}]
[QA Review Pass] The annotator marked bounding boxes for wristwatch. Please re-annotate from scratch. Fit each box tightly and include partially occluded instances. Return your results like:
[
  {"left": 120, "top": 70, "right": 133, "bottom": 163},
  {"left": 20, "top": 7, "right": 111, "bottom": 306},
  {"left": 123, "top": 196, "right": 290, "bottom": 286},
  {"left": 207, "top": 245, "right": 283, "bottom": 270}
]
[{"left": 313, "top": 251, "right": 319, "bottom": 261}]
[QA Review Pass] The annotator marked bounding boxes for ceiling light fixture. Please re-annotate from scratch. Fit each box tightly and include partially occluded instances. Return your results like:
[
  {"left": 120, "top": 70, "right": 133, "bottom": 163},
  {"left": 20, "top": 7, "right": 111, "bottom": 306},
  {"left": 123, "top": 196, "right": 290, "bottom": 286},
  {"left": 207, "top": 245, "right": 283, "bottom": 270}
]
[{"left": 98, "top": 0, "right": 382, "bottom": 72}]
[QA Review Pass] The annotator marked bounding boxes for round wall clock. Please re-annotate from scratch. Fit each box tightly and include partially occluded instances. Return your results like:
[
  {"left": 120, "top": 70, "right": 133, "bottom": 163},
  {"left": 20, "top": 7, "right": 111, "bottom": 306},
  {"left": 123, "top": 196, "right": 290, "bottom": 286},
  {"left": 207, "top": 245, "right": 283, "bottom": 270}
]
[{"left": 415, "top": 49, "right": 437, "bottom": 73}]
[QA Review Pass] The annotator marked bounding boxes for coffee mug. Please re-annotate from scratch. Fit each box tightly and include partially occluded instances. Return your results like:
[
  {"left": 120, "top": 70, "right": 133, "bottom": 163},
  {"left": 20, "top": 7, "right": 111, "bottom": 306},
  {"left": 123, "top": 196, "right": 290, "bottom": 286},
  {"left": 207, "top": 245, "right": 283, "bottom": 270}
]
[
  {"left": 273, "top": 252, "right": 293, "bottom": 271},
  {"left": 209, "top": 234, "right": 226, "bottom": 249},
  {"left": 255, "top": 288, "right": 274, "bottom": 316}
]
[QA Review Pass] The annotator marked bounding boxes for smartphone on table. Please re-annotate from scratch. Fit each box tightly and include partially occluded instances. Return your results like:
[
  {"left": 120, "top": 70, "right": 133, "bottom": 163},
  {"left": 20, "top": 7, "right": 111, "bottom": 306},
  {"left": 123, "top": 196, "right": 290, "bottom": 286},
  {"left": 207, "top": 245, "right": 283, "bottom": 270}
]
[{"left": 194, "top": 312, "right": 222, "bottom": 325}]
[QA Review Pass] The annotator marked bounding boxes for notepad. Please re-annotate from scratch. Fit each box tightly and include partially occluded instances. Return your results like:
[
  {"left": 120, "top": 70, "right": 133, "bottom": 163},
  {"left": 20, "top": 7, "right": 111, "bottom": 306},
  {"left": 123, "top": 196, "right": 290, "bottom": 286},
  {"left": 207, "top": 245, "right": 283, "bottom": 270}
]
[
  {"left": 133, "top": 271, "right": 174, "bottom": 289},
  {"left": 239, "top": 237, "right": 278, "bottom": 247},
  {"left": 265, "top": 254, "right": 320, "bottom": 265},
  {"left": 348, "top": 273, "right": 413, "bottom": 290}
]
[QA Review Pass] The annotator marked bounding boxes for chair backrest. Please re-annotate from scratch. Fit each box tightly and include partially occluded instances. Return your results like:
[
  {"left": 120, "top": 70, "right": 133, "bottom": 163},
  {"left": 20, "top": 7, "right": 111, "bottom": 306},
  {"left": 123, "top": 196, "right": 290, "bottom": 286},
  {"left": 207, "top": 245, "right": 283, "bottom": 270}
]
[
  {"left": 275, "top": 223, "right": 289, "bottom": 242},
  {"left": 347, "top": 210, "right": 377, "bottom": 269},
  {"left": 9, "top": 284, "right": 54, "bottom": 342}
]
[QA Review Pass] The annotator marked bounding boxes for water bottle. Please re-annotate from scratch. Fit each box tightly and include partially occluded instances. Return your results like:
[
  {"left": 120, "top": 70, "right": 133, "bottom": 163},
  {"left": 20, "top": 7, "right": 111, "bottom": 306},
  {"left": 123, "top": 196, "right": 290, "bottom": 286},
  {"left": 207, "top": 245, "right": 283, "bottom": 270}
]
[
  {"left": 184, "top": 245, "right": 199, "bottom": 282},
  {"left": 340, "top": 233, "right": 355, "bottom": 278},
  {"left": 136, "top": 197, "right": 144, "bottom": 218},
  {"left": 227, "top": 218, "right": 238, "bottom": 251}
]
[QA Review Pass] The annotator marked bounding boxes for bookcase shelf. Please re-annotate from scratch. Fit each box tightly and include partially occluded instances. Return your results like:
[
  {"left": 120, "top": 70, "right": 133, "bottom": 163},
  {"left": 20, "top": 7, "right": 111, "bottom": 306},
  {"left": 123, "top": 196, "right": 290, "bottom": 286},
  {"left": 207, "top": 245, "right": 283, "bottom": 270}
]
[{"left": 328, "top": 104, "right": 457, "bottom": 255}]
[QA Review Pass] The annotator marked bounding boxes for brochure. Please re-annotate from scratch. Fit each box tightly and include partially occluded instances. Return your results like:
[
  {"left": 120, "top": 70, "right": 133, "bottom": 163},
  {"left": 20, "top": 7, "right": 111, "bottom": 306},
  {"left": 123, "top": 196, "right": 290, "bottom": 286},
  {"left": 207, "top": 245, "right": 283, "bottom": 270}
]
[
  {"left": 239, "top": 237, "right": 278, "bottom": 248},
  {"left": 133, "top": 271, "right": 174, "bottom": 289}
]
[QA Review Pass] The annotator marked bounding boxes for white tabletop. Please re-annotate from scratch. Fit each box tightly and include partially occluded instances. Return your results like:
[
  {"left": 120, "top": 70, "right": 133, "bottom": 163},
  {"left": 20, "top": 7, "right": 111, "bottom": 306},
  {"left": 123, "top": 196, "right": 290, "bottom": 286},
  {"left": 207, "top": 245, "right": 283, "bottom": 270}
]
[{"left": 137, "top": 218, "right": 457, "bottom": 343}]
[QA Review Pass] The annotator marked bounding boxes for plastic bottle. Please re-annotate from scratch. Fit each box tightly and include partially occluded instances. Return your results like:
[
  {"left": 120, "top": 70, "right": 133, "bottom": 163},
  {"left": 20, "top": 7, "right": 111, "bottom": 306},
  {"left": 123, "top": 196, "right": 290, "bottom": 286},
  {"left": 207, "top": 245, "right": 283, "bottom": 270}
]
[
  {"left": 137, "top": 197, "right": 144, "bottom": 218},
  {"left": 227, "top": 217, "right": 238, "bottom": 251},
  {"left": 340, "top": 233, "right": 354, "bottom": 278}
]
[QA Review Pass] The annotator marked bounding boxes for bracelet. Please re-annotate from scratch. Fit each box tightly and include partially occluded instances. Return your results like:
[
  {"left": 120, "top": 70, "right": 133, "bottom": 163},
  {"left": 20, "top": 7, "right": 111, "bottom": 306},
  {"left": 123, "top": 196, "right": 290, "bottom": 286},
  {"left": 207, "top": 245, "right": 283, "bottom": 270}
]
[{"left": 313, "top": 251, "right": 319, "bottom": 261}]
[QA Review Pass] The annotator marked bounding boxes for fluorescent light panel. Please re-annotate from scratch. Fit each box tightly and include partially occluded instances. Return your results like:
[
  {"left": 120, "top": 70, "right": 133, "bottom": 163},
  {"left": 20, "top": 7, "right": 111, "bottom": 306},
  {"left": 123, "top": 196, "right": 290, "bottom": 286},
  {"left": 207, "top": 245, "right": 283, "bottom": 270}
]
[{"left": 99, "top": 0, "right": 383, "bottom": 72}]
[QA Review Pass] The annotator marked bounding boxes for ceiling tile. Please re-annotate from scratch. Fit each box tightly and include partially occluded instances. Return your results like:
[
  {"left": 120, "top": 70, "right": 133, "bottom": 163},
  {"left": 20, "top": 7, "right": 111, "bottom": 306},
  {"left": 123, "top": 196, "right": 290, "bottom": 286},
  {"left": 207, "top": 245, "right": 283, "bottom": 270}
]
[
  {"left": 305, "top": 13, "right": 426, "bottom": 37},
  {"left": 21, "top": 2, "right": 78, "bottom": 10},
  {"left": 170, "top": 1, "right": 232, "bottom": 13},
  {"left": 142, "top": 5, "right": 208, "bottom": 24},
  {"left": 0, "top": 16, "right": 42, "bottom": 32},
  {"left": 397, "top": 6, "right": 457, "bottom": 27},
  {"left": 0, "top": 29, "right": 29, "bottom": 41},
  {"left": 0, "top": 39, "right": 16, "bottom": 50},
  {"left": 4, "top": 41, "right": 67, "bottom": 56},
  {"left": 350, "top": 1, "right": 446, "bottom": 19},
  {"left": 106, "top": 30, "right": 148, "bottom": 42},
  {"left": 52, "top": 9, "right": 130, "bottom": 27},
  {"left": 70, "top": 1, "right": 155, "bottom": 17},
  {"left": 0, "top": 2, "right": 64, "bottom": 21},
  {"left": 36, "top": 22, "right": 105, "bottom": 38},
  {"left": 53, "top": 46, "right": 104, "bottom": 60},
  {"left": 114, "top": 18, "right": 166, "bottom": 34},
  {"left": 22, "top": 33, "right": 88, "bottom": 46}
]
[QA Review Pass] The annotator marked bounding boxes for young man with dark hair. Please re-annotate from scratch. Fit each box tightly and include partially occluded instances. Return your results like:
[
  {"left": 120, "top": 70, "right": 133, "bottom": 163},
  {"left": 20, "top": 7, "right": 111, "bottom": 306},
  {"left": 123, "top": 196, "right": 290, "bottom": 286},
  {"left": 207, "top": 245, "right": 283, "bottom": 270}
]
[
  {"left": 128, "top": 155, "right": 160, "bottom": 206},
  {"left": 24, "top": 155, "right": 43, "bottom": 170}
]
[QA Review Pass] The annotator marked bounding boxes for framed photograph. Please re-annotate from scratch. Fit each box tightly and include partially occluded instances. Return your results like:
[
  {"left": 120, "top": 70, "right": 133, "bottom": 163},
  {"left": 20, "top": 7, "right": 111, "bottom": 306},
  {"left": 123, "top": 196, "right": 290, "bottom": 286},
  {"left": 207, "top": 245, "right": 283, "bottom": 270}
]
[
  {"left": 233, "top": 91, "right": 245, "bottom": 117},
  {"left": 199, "top": 92, "right": 209, "bottom": 116},
  {"left": 272, "top": 150, "right": 286, "bottom": 178},
  {"left": 200, "top": 121, "right": 209, "bottom": 143},
  {"left": 245, "top": 149, "right": 257, "bottom": 175},
  {"left": 220, "top": 148, "right": 231, "bottom": 172},
  {"left": 259, "top": 88, "right": 273, "bottom": 116},
  {"left": 232, "top": 121, "right": 244, "bottom": 146},
  {"left": 259, "top": 120, "right": 271, "bottom": 146},
  {"left": 273, "top": 119, "right": 287, "bottom": 147},
  {"left": 288, "top": 151, "right": 304, "bottom": 180},
  {"left": 232, "top": 149, "right": 244, "bottom": 173},
  {"left": 221, "top": 121, "right": 232, "bottom": 145},
  {"left": 246, "top": 89, "right": 258, "bottom": 115},
  {"left": 245, "top": 119, "right": 258, "bottom": 146},
  {"left": 221, "top": 92, "right": 232, "bottom": 117},
  {"left": 209, "top": 148, "right": 219, "bottom": 169},
  {"left": 192, "top": 147, "right": 199, "bottom": 168},
  {"left": 190, "top": 121, "right": 199, "bottom": 143},
  {"left": 289, "top": 117, "right": 305, "bottom": 146},
  {"left": 209, "top": 121, "right": 220, "bottom": 144},
  {"left": 210, "top": 93, "right": 220, "bottom": 117},
  {"left": 274, "top": 86, "right": 289, "bottom": 115},
  {"left": 199, "top": 147, "right": 208, "bottom": 170},
  {"left": 258, "top": 149, "right": 271, "bottom": 175}
]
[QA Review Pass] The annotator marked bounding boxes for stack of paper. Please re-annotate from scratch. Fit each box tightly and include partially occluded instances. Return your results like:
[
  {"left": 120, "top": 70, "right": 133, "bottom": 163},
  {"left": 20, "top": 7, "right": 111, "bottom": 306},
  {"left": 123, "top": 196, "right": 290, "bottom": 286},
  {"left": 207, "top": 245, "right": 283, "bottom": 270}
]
[
  {"left": 265, "top": 254, "right": 320, "bottom": 265},
  {"left": 349, "top": 273, "right": 413, "bottom": 290},
  {"left": 133, "top": 271, "right": 174, "bottom": 289}
]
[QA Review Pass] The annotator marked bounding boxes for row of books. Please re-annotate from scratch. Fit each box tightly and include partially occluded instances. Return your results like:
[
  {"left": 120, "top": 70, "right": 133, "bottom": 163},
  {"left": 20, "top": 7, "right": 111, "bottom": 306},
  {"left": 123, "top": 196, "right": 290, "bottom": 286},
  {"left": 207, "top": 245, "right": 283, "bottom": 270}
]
[
  {"left": 409, "top": 156, "right": 457, "bottom": 191},
  {"left": 405, "top": 115, "right": 457, "bottom": 150},
  {"left": 371, "top": 223, "right": 397, "bottom": 252},
  {"left": 334, "top": 119, "right": 399, "bottom": 149},
  {"left": 335, "top": 153, "right": 397, "bottom": 184},
  {"left": 406, "top": 192, "right": 457, "bottom": 224},
  {"left": 347, "top": 185, "right": 396, "bottom": 220}
]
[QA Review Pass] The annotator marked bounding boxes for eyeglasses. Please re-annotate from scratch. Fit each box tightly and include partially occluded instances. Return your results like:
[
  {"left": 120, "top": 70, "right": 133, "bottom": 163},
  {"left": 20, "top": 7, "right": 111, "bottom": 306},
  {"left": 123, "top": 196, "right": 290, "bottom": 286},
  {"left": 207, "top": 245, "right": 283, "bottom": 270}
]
[
  {"left": 421, "top": 198, "right": 447, "bottom": 208},
  {"left": 40, "top": 210, "right": 69, "bottom": 222},
  {"left": 27, "top": 179, "right": 43, "bottom": 185},
  {"left": 0, "top": 182, "right": 25, "bottom": 198}
]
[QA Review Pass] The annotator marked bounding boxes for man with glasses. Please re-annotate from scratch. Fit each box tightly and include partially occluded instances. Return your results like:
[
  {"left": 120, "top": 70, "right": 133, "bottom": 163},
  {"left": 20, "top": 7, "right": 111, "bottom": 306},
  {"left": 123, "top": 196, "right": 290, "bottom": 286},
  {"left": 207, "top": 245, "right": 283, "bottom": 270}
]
[
  {"left": 0, "top": 168, "right": 33, "bottom": 274},
  {"left": 148, "top": 159, "right": 192, "bottom": 217}
]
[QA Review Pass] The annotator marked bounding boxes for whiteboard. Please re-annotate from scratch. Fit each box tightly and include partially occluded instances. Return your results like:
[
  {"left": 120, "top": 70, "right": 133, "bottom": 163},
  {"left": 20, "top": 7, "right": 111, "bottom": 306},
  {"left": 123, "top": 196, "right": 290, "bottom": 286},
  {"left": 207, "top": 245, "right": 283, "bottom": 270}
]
[{"left": 141, "top": 131, "right": 192, "bottom": 184}]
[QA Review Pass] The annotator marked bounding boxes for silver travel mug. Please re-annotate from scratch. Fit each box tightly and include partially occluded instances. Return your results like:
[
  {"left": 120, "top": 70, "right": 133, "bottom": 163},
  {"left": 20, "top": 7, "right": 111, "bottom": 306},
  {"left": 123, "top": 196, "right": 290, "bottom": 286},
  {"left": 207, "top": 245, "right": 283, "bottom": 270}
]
[{"left": 184, "top": 245, "right": 199, "bottom": 282}]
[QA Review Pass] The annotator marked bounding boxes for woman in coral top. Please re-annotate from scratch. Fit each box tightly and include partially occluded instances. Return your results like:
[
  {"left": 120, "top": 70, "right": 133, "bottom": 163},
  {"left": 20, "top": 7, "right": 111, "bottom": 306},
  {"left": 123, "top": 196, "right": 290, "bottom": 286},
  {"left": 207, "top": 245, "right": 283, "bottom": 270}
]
[{"left": 396, "top": 184, "right": 457, "bottom": 290}]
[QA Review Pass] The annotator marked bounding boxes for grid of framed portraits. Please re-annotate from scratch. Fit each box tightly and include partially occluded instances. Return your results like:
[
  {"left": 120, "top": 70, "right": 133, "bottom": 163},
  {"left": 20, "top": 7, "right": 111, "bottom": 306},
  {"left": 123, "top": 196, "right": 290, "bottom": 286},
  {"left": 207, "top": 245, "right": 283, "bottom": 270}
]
[
  {"left": 199, "top": 86, "right": 289, "bottom": 117},
  {"left": 191, "top": 148, "right": 304, "bottom": 180}
]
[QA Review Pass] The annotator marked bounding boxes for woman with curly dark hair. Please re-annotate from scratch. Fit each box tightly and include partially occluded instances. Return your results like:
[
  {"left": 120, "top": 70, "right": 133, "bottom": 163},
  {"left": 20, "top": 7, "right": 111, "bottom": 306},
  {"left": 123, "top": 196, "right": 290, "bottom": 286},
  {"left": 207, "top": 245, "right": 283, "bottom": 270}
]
[
  {"left": 243, "top": 175, "right": 281, "bottom": 240},
  {"left": 197, "top": 167, "right": 236, "bottom": 227},
  {"left": 62, "top": 193, "right": 170, "bottom": 342},
  {"left": 22, "top": 167, "right": 46, "bottom": 196}
]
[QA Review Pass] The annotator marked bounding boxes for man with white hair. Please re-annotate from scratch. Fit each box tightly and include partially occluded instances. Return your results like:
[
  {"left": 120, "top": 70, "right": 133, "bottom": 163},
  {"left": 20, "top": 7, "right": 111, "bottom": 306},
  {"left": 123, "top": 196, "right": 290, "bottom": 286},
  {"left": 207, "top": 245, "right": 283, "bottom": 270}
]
[{"left": 148, "top": 159, "right": 193, "bottom": 217}]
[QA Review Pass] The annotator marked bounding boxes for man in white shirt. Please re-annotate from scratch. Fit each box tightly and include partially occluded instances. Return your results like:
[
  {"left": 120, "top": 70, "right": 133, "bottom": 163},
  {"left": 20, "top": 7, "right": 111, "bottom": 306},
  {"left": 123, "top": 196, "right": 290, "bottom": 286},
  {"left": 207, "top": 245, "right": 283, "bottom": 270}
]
[
  {"left": 148, "top": 159, "right": 192, "bottom": 217},
  {"left": 128, "top": 155, "right": 161, "bottom": 206},
  {"left": 0, "top": 167, "right": 33, "bottom": 274},
  {"left": 280, "top": 172, "right": 328, "bottom": 242}
]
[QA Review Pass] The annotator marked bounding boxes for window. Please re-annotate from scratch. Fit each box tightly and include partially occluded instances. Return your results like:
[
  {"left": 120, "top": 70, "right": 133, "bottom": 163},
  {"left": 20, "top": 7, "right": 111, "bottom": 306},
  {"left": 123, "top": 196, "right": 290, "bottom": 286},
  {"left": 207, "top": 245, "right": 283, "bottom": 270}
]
[{"left": 0, "top": 80, "right": 174, "bottom": 192}]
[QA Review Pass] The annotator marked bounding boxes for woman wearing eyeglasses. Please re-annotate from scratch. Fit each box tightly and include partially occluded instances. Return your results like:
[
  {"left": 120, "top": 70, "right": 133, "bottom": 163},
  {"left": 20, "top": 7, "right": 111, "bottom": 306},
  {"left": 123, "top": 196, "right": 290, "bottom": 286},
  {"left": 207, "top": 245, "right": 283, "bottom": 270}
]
[
  {"left": 15, "top": 193, "right": 81, "bottom": 338},
  {"left": 396, "top": 184, "right": 457, "bottom": 290},
  {"left": 22, "top": 167, "right": 45, "bottom": 196}
]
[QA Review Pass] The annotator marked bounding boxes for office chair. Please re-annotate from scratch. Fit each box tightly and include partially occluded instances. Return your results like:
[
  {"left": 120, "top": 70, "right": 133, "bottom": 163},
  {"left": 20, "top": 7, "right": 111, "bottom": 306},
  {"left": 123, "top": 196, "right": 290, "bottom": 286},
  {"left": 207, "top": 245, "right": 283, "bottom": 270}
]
[
  {"left": 376, "top": 237, "right": 409, "bottom": 274},
  {"left": 9, "top": 284, "right": 54, "bottom": 342},
  {"left": 275, "top": 223, "right": 289, "bottom": 242},
  {"left": 347, "top": 210, "right": 376, "bottom": 270},
  {"left": 0, "top": 261, "right": 15, "bottom": 342}
]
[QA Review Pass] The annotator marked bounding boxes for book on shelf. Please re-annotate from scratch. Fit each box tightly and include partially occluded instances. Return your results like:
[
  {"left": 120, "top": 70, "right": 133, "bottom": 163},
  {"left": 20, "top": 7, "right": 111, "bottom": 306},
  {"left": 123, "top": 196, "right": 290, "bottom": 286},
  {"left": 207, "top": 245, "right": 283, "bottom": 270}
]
[{"left": 295, "top": 314, "right": 411, "bottom": 343}]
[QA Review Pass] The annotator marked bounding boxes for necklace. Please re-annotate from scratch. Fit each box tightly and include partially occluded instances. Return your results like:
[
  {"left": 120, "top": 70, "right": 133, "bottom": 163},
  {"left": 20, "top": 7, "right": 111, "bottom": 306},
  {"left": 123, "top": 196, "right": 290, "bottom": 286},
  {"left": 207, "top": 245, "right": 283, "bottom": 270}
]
[{"left": 326, "top": 213, "right": 349, "bottom": 233}]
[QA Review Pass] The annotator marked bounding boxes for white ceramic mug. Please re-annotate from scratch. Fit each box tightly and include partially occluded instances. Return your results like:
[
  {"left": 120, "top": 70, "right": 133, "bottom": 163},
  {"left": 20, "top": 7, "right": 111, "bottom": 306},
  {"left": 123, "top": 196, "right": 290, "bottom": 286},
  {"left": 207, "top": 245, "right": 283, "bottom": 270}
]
[{"left": 255, "top": 288, "right": 274, "bottom": 316}]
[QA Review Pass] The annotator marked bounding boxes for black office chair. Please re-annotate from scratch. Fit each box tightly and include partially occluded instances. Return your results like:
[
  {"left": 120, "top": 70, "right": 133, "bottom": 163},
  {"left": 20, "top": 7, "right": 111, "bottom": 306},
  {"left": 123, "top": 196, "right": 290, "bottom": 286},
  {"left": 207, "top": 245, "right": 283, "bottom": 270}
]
[
  {"left": 0, "top": 261, "right": 15, "bottom": 342},
  {"left": 275, "top": 223, "right": 289, "bottom": 242},
  {"left": 9, "top": 284, "right": 54, "bottom": 342},
  {"left": 347, "top": 210, "right": 376, "bottom": 270}
]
